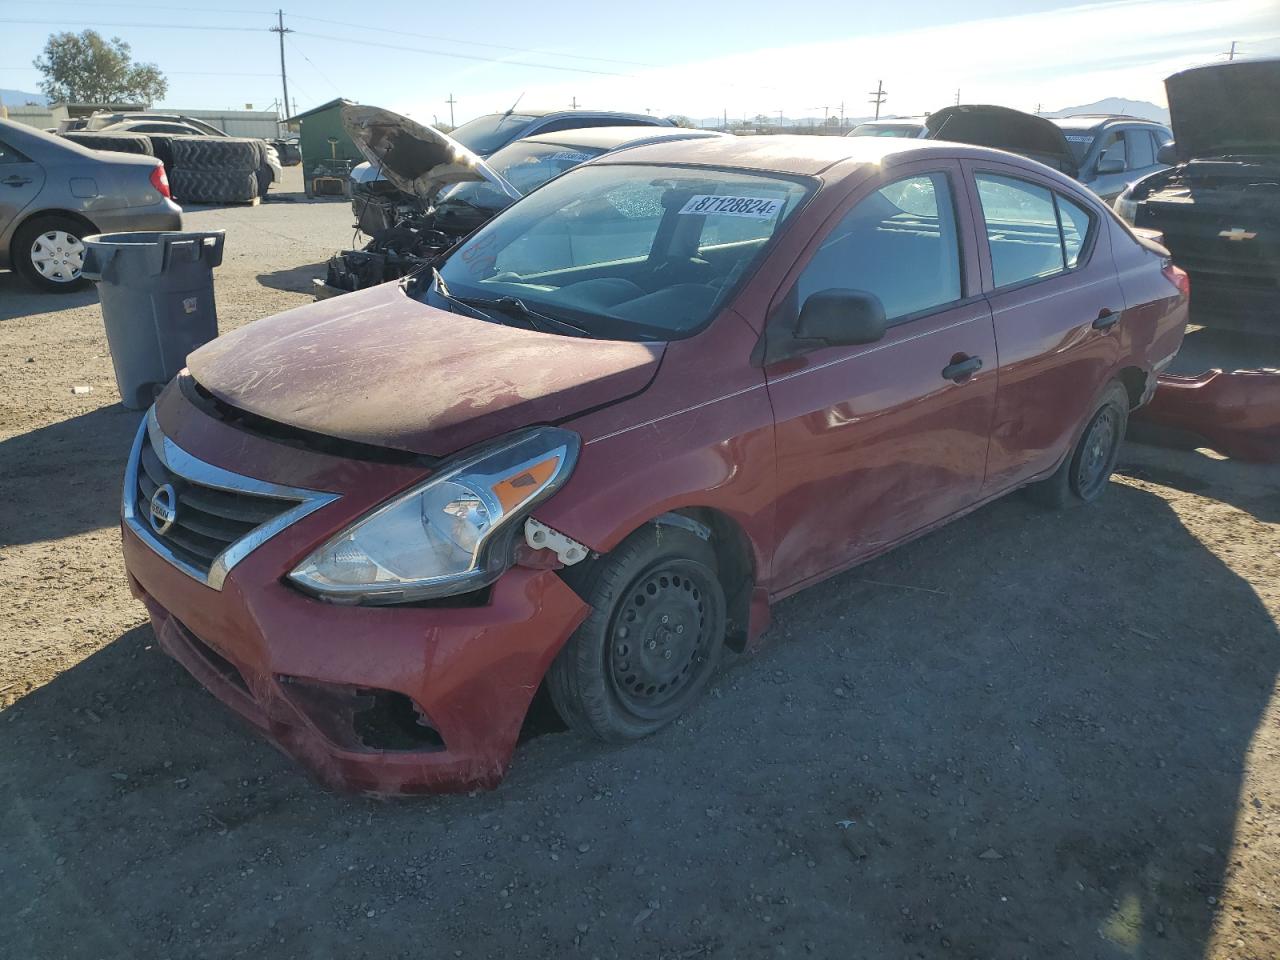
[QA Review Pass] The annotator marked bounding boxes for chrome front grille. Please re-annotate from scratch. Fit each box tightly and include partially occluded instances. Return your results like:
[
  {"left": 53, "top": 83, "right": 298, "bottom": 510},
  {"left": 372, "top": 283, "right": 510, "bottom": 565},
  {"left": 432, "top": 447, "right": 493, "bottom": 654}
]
[{"left": 123, "top": 408, "right": 338, "bottom": 589}]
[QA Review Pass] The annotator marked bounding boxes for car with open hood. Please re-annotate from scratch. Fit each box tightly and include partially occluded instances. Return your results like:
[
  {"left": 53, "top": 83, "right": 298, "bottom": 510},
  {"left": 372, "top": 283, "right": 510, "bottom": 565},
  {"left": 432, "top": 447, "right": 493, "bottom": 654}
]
[
  {"left": 320, "top": 107, "right": 722, "bottom": 297},
  {"left": 121, "top": 135, "right": 1187, "bottom": 794},
  {"left": 1113, "top": 58, "right": 1280, "bottom": 331},
  {"left": 348, "top": 106, "right": 671, "bottom": 228}
]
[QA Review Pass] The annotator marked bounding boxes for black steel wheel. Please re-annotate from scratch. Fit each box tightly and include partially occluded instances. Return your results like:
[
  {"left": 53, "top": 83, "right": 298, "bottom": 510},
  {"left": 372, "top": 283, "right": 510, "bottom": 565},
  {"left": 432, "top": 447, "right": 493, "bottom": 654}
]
[
  {"left": 547, "top": 523, "right": 726, "bottom": 741},
  {"left": 1027, "top": 381, "right": 1130, "bottom": 508}
]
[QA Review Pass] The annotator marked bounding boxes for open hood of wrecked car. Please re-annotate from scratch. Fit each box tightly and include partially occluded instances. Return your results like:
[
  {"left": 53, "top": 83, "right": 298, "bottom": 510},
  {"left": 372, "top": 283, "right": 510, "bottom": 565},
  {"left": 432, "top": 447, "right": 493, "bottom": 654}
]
[
  {"left": 926, "top": 105, "right": 1078, "bottom": 177},
  {"left": 1165, "top": 59, "right": 1280, "bottom": 162},
  {"left": 185, "top": 282, "right": 664, "bottom": 458},
  {"left": 342, "top": 104, "right": 521, "bottom": 205}
]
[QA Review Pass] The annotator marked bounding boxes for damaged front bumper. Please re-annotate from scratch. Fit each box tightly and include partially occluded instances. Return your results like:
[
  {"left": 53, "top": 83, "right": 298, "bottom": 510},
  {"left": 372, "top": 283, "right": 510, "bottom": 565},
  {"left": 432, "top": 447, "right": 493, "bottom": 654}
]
[{"left": 120, "top": 394, "right": 591, "bottom": 794}]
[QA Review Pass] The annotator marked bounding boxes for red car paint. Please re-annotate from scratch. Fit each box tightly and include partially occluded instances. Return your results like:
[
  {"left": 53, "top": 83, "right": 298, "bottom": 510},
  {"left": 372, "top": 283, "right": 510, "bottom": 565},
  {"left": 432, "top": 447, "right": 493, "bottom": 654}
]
[
  {"left": 1132, "top": 369, "right": 1280, "bottom": 463},
  {"left": 123, "top": 137, "right": 1188, "bottom": 793}
]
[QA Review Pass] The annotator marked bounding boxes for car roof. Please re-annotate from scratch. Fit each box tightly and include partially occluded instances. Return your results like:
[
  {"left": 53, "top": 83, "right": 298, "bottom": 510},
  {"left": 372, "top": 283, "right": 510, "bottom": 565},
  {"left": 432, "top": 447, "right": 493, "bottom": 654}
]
[
  {"left": 593, "top": 134, "right": 966, "bottom": 176},
  {"left": 477, "top": 108, "right": 659, "bottom": 122},
  {"left": 519, "top": 126, "right": 721, "bottom": 150},
  {"left": 854, "top": 117, "right": 926, "bottom": 126}
]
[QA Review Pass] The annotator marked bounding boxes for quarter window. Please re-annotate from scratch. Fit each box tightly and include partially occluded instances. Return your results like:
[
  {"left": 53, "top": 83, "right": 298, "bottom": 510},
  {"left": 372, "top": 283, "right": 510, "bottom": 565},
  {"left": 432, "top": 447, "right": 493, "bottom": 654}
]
[
  {"left": 1097, "top": 131, "right": 1127, "bottom": 169},
  {"left": 975, "top": 174, "right": 1095, "bottom": 285},
  {"left": 793, "top": 172, "right": 962, "bottom": 323},
  {"left": 0, "top": 139, "right": 28, "bottom": 164}
]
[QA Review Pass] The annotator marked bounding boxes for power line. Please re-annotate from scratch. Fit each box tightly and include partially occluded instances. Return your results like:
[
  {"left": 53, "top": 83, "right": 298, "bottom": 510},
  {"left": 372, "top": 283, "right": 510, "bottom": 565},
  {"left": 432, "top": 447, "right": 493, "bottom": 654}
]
[
  {"left": 288, "top": 29, "right": 636, "bottom": 78},
  {"left": 284, "top": 12, "right": 656, "bottom": 68},
  {"left": 285, "top": 34, "right": 344, "bottom": 98},
  {"left": 0, "top": 18, "right": 263, "bottom": 31}
]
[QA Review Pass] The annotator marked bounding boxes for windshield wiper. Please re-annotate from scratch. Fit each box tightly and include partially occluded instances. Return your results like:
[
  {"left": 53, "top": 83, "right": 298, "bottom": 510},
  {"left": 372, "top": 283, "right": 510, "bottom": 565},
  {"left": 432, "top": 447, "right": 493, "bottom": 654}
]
[
  {"left": 454, "top": 294, "right": 592, "bottom": 338},
  {"left": 430, "top": 270, "right": 589, "bottom": 337}
]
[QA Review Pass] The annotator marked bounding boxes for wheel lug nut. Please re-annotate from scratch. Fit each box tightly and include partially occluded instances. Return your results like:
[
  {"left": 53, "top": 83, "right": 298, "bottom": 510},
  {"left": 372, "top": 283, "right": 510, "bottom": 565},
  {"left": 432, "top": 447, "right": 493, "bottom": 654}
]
[
  {"left": 648, "top": 640, "right": 657, "bottom": 650},
  {"left": 663, "top": 650, "right": 672, "bottom": 660},
  {"left": 675, "top": 625, "right": 684, "bottom": 634},
  {"left": 661, "top": 615, "right": 669, "bottom": 624}
]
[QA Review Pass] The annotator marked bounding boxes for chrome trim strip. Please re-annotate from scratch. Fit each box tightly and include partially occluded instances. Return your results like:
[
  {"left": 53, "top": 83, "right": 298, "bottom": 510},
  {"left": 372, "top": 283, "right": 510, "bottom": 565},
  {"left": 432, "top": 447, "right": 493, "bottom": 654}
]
[{"left": 123, "top": 408, "right": 340, "bottom": 590}]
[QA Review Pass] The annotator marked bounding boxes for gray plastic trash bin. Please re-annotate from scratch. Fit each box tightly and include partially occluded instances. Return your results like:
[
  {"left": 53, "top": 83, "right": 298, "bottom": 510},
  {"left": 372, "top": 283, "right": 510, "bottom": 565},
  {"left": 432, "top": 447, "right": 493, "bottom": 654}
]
[{"left": 81, "top": 231, "right": 225, "bottom": 409}]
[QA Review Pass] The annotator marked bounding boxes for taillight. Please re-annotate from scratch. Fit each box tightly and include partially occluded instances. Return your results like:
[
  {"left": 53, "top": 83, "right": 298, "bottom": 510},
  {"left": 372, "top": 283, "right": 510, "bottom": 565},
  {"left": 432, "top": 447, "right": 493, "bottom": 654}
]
[
  {"left": 1162, "top": 260, "right": 1190, "bottom": 299},
  {"left": 149, "top": 163, "right": 171, "bottom": 199}
]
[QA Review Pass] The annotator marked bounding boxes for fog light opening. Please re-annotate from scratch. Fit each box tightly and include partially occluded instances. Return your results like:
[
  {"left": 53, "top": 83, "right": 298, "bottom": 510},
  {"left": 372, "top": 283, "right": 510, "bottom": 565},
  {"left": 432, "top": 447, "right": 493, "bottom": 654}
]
[{"left": 353, "top": 690, "right": 446, "bottom": 752}]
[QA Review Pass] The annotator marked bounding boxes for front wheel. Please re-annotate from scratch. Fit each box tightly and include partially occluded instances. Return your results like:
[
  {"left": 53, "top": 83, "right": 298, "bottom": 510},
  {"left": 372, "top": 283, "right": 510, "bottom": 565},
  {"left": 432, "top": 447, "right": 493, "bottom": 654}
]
[
  {"left": 1027, "top": 382, "right": 1130, "bottom": 508},
  {"left": 547, "top": 524, "right": 726, "bottom": 742}
]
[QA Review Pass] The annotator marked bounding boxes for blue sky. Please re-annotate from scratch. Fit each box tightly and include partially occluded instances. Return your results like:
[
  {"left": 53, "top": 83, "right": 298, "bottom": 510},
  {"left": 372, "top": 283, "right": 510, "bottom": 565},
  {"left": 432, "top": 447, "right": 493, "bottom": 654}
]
[{"left": 1, "top": 0, "right": 1277, "bottom": 121}]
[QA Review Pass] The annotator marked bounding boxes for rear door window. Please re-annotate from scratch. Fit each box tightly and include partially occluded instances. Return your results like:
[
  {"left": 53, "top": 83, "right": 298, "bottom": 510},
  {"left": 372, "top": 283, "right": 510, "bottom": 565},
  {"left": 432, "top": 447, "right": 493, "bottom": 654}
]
[
  {"left": 794, "top": 172, "right": 962, "bottom": 323},
  {"left": 975, "top": 174, "right": 1064, "bottom": 286},
  {"left": 975, "top": 173, "right": 1096, "bottom": 284},
  {"left": 0, "top": 139, "right": 30, "bottom": 163}
]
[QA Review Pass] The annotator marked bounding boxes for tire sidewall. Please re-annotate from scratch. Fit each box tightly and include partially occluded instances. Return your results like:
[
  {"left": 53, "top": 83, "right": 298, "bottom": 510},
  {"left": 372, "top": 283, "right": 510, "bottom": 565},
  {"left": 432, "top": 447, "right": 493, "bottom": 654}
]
[
  {"left": 1067, "top": 383, "right": 1130, "bottom": 502},
  {"left": 552, "top": 524, "right": 726, "bottom": 742}
]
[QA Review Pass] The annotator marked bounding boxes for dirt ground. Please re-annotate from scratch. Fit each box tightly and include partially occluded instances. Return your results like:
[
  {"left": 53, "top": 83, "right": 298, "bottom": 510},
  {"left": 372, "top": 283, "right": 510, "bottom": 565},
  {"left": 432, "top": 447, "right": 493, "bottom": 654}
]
[{"left": 2, "top": 166, "right": 1278, "bottom": 960}]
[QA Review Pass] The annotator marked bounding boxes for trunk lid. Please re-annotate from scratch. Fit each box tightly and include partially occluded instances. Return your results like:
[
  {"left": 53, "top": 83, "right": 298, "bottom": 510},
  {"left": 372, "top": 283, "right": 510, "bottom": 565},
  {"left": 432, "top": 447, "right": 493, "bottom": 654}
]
[
  {"left": 341, "top": 104, "right": 521, "bottom": 206},
  {"left": 1165, "top": 59, "right": 1280, "bottom": 162},
  {"left": 185, "top": 282, "right": 664, "bottom": 457},
  {"left": 926, "top": 105, "right": 1078, "bottom": 177}
]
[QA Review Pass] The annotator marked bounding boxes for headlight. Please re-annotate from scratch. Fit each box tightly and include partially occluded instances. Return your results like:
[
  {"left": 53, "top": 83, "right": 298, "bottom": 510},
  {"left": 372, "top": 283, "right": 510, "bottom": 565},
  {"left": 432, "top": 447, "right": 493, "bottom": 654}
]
[
  {"left": 289, "top": 427, "right": 579, "bottom": 604},
  {"left": 1113, "top": 189, "right": 1138, "bottom": 225}
]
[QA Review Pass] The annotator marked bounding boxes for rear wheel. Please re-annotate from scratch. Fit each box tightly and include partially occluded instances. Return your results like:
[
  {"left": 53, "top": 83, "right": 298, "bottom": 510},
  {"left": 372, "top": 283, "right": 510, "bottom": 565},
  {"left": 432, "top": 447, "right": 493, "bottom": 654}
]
[
  {"left": 547, "top": 524, "right": 726, "bottom": 742},
  {"left": 13, "top": 215, "right": 91, "bottom": 292},
  {"left": 1027, "top": 382, "right": 1130, "bottom": 507}
]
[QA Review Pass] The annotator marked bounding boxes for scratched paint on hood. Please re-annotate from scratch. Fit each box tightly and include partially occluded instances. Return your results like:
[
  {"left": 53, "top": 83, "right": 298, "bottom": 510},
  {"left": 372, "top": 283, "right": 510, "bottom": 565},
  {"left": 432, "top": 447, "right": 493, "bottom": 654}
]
[{"left": 186, "top": 282, "right": 665, "bottom": 457}]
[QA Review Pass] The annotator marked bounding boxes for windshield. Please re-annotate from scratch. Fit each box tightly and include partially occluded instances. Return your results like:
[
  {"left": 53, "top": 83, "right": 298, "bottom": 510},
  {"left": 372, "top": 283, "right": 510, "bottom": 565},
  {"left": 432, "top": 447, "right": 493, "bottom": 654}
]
[
  {"left": 438, "top": 140, "right": 608, "bottom": 212},
  {"left": 428, "top": 163, "right": 810, "bottom": 341},
  {"left": 850, "top": 123, "right": 922, "bottom": 137},
  {"left": 1061, "top": 131, "right": 1096, "bottom": 164},
  {"left": 448, "top": 113, "right": 538, "bottom": 156}
]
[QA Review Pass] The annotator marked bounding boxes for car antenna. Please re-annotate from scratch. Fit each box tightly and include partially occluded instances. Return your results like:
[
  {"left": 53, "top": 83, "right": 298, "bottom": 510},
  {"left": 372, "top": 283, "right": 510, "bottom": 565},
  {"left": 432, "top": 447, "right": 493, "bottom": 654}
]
[{"left": 503, "top": 92, "right": 526, "bottom": 118}]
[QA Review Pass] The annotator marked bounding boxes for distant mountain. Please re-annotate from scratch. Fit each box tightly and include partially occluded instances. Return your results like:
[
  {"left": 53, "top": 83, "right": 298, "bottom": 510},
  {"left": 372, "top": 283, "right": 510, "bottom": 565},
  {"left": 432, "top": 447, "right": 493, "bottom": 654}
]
[
  {"left": 0, "top": 89, "right": 49, "bottom": 107},
  {"left": 1042, "top": 98, "right": 1169, "bottom": 123}
]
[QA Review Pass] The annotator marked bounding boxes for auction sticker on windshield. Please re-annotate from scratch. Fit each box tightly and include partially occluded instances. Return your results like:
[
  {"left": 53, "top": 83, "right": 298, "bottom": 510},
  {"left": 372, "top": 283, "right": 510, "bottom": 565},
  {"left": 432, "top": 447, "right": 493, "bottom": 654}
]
[{"left": 679, "top": 195, "right": 784, "bottom": 218}]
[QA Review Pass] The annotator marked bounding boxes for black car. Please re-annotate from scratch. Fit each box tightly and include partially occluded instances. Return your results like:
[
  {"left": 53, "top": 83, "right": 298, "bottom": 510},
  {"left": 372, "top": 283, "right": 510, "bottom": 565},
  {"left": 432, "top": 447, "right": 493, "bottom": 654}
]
[{"left": 1114, "top": 58, "right": 1280, "bottom": 332}]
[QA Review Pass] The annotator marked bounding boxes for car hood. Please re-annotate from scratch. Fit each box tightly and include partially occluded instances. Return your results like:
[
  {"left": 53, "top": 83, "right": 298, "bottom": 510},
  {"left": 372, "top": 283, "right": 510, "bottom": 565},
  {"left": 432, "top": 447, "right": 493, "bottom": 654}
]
[
  {"left": 1165, "top": 59, "right": 1280, "bottom": 162},
  {"left": 341, "top": 104, "right": 521, "bottom": 205},
  {"left": 185, "top": 282, "right": 665, "bottom": 458},
  {"left": 926, "top": 105, "right": 1078, "bottom": 177}
]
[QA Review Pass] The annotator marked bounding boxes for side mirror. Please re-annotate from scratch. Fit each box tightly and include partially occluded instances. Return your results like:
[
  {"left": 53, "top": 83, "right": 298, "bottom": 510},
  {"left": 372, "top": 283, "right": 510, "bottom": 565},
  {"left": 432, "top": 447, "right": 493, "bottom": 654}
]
[
  {"left": 796, "top": 289, "right": 887, "bottom": 347},
  {"left": 1156, "top": 141, "right": 1177, "bottom": 165},
  {"left": 1095, "top": 154, "right": 1125, "bottom": 175}
]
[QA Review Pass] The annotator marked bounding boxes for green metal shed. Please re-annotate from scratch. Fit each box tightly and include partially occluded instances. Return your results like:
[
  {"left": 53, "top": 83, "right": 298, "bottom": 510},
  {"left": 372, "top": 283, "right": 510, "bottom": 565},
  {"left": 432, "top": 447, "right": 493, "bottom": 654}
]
[{"left": 285, "top": 98, "right": 363, "bottom": 196}]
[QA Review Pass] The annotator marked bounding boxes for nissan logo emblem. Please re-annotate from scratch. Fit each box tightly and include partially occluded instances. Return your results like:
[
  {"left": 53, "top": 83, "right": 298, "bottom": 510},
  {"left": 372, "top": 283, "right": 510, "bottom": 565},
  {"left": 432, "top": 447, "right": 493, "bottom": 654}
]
[{"left": 149, "top": 483, "right": 178, "bottom": 536}]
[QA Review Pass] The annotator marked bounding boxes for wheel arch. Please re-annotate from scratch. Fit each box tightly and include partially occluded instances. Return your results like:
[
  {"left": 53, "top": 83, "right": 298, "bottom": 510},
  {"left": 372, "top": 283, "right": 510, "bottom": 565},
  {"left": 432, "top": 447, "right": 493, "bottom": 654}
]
[
  {"left": 15, "top": 207, "right": 100, "bottom": 241},
  {"left": 1117, "top": 364, "right": 1152, "bottom": 409}
]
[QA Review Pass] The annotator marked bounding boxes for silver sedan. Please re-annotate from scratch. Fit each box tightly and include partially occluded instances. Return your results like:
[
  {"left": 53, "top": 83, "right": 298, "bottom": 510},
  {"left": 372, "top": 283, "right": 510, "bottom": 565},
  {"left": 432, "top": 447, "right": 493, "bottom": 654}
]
[{"left": 0, "top": 118, "right": 183, "bottom": 292}]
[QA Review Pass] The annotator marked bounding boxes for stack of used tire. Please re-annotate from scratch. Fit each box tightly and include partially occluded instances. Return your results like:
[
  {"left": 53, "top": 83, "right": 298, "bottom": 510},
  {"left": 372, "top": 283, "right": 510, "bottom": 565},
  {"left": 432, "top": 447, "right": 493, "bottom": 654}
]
[
  {"left": 168, "top": 137, "right": 265, "bottom": 204},
  {"left": 61, "top": 131, "right": 155, "bottom": 157}
]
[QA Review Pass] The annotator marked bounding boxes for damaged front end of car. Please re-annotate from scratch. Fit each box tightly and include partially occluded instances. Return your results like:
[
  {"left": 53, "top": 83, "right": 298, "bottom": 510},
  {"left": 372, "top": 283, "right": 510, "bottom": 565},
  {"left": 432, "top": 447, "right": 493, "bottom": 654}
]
[{"left": 316, "top": 105, "right": 520, "bottom": 300}]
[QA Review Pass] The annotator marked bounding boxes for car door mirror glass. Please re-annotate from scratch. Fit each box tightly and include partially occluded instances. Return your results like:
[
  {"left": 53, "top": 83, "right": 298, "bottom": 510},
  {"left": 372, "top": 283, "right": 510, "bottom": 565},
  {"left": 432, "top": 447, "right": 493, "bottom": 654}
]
[
  {"left": 1156, "top": 141, "right": 1177, "bottom": 165},
  {"left": 796, "top": 289, "right": 887, "bottom": 346}
]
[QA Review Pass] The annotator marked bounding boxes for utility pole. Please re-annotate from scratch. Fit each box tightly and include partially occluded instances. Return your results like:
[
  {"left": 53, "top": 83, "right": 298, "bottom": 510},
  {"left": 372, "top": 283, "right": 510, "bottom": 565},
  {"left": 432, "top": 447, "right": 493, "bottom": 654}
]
[
  {"left": 445, "top": 94, "right": 457, "bottom": 127},
  {"left": 868, "top": 80, "right": 886, "bottom": 120},
  {"left": 1226, "top": 40, "right": 1238, "bottom": 60},
  {"left": 270, "top": 10, "right": 291, "bottom": 121},
  {"left": 839, "top": 101, "right": 845, "bottom": 128},
  {"left": 569, "top": 96, "right": 578, "bottom": 109},
  {"left": 955, "top": 88, "right": 960, "bottom": 106}
]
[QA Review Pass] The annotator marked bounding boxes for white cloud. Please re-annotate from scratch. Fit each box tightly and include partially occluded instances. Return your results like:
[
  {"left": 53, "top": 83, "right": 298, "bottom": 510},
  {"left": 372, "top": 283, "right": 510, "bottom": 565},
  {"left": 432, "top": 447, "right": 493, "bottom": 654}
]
[{"left": 396, "top": 0, "right": 1279, "bottom": 121}]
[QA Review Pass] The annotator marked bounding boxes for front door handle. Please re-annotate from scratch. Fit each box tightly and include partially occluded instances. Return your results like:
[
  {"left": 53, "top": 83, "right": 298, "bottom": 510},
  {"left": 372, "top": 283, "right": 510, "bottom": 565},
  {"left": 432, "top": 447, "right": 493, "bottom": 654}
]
[
  {"left": 1, "top": 176, "right": 32, "bottom": 187},
  {"left": 1092, "top": 308, "right": 1120, "bottom": 330},
  {"left": 942, "top": 356, "right": 983, "bottom": 382}
]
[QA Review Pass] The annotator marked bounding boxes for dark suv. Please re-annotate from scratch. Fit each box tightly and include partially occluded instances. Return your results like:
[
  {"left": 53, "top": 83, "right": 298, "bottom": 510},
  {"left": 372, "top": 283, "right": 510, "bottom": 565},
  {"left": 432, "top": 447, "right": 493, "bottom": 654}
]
[
  {"left": 1114, "top": 58, "right": 1280, "bottom": 331},
  {"left": 1049, "top": 115, "right": 1173, "bottom": 202}
]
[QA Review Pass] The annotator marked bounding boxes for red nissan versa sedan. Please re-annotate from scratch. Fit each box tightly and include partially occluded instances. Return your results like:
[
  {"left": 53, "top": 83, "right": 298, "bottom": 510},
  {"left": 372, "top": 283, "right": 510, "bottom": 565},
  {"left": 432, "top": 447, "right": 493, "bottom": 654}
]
[{"left": 121, "top": 136, "right": 1189, "bottom": 794}]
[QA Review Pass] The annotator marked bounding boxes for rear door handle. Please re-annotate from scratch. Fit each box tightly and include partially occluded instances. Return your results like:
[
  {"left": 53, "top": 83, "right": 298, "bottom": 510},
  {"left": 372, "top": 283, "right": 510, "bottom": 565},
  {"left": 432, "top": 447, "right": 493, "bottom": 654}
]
[
  {"left": 1092, "top": 308, "right": 1120, "bottom": 330},
  {"left": 1, "top": 176, "right": 32, "bottom": 187},
  {"left": 942, "top": 356, "right": 983, "bottom": 382}
]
